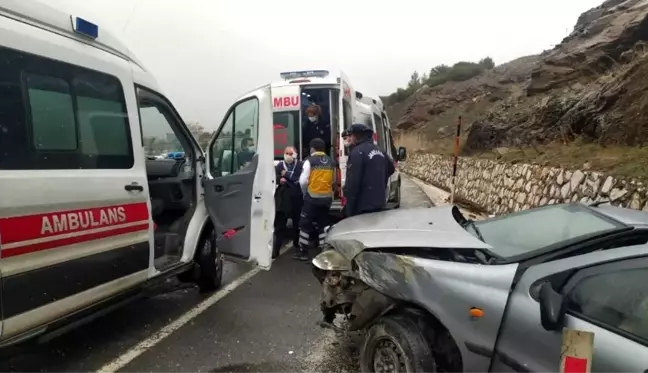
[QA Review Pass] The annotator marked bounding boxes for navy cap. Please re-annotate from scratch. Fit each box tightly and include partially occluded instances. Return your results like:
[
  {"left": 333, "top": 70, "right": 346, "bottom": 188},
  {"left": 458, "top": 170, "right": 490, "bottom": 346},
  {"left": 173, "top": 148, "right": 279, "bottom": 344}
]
[{"left": 349, "top": 123, "right": 373, "bottom": 134}]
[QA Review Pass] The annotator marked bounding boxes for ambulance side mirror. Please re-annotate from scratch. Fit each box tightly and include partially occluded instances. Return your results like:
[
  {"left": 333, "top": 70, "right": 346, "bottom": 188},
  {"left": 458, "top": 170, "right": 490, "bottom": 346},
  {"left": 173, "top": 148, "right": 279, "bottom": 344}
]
[{"left": 397, "top": 147, "right": 407, "bottom": 161}]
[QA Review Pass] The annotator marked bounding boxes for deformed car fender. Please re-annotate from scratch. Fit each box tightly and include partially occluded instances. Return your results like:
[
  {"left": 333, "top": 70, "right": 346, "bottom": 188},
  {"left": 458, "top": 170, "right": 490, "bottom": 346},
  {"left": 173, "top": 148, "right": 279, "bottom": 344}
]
[
  {"left": 351, "top": 250, "right": 520, "bottom": 372},
  {"left": 312, "top": 239, "right": 366, "bottom": 271}
]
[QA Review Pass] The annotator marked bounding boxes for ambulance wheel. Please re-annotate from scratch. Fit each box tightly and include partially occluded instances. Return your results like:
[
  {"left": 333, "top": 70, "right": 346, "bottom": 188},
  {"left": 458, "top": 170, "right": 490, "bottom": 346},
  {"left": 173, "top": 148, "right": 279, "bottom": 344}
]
[
  {"left": 393, "top": 182, "right": 401, "bottom": 209},
  {"left": 196, "top": 229, "right": 223, "bottom": 293}
]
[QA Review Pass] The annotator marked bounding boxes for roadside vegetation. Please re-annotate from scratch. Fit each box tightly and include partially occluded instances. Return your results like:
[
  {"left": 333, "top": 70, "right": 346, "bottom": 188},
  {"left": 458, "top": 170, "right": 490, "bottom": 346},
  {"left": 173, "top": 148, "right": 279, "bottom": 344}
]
[{"left": 383, "top": 57, "right": 495, "bottom": 105}]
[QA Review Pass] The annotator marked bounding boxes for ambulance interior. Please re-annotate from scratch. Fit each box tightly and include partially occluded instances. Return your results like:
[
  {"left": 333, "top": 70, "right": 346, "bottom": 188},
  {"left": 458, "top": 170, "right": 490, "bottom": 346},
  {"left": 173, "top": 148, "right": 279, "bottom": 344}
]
[
  {"left": 273, "top": 85, "right": 345, "bottom": 199},
  {"left": 273, "top": 86, "right": 341, "bottom": 161},
  {"left": 140, "top": 100, "right": 199, "bottom": 271}
]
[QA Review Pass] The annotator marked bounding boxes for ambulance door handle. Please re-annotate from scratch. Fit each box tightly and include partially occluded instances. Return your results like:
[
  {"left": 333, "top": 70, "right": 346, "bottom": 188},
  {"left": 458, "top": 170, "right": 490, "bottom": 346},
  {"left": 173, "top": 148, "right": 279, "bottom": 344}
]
[{"left": 125, "top": 183, "right": 144, "bottom": 192}]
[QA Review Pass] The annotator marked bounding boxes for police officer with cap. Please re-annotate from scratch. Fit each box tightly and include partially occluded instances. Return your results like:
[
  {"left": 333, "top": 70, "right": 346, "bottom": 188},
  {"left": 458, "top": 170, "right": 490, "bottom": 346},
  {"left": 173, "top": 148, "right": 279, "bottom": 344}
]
[
  {"left": 341, "top": 129, "right": 354, "bottom": 153},
  {"left": 343, "top": 124, "right": 395, "bottom": 217}
]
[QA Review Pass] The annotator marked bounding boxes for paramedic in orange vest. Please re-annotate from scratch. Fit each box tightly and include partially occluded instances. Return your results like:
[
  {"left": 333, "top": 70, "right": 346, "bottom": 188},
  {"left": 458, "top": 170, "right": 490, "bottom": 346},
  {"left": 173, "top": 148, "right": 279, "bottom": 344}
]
[{"left": 295, "top": 138, "right": 335, "bottom": 261}]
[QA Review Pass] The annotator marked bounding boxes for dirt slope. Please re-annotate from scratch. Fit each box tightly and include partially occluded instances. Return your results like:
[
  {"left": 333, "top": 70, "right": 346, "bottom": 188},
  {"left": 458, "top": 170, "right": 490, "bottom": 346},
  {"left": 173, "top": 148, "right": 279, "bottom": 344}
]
[{"left": 389, "top": 0, "right": 648, "bottom": 176}]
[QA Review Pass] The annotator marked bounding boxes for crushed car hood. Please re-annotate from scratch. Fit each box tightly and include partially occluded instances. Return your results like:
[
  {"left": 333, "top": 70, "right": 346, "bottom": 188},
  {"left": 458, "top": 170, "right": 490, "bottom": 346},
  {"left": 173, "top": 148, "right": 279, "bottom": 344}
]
[{"left": 326, "top": 205, "right": 492, "bottom": 251}]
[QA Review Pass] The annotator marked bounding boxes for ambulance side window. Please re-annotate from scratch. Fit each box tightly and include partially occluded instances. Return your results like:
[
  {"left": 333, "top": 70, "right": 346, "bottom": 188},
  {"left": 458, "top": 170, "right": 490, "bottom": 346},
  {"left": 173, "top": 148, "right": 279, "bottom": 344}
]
[
  {"left": 373, "top": 113, "right": 387, "bottom": 151},
  {"left": 0, "top": 45, "right": 133, "bottom": 170},
  {"left": 25, "top": 74, "right": 77, "bottom": 151}
]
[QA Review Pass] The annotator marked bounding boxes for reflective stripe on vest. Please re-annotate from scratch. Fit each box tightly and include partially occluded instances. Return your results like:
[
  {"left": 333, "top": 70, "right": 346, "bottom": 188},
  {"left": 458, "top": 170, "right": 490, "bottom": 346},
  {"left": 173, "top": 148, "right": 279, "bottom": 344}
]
[{"left": 308, "top": 152, "right": 334, "bottom": 199}]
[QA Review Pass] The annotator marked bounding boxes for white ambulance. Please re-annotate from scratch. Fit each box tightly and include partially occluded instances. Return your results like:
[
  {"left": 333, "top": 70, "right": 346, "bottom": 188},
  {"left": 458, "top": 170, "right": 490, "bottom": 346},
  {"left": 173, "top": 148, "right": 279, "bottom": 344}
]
[
  {"left": 269, "top": 70, "right": 406, "bottom": 215},
  {"left": 0, "top": 0, "right": 275, "bottom": 349},
  {"left": 353, "top": 93, "right": 403, "bottom": 208}
]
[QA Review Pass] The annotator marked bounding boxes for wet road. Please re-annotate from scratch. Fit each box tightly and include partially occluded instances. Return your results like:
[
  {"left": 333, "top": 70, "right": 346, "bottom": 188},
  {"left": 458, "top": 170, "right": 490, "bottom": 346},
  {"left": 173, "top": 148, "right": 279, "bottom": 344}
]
[{"left": 0, "top": 176, "right": 431, "bottom": 372}]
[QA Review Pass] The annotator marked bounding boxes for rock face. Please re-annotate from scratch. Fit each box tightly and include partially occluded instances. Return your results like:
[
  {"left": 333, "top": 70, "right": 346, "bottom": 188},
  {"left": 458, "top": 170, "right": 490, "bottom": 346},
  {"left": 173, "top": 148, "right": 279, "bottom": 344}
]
[
  {"left": 402, "top": 152, "right": 648, "bottom": 215},
  {"left": 390, "top": 0, "right": 648, "bottom": 150}
]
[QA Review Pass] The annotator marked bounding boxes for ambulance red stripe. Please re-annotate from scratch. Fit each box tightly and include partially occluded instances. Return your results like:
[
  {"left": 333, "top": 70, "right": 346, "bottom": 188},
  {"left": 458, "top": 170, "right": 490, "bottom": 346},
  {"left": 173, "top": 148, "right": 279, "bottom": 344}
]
[
  {"left": 1, "top": 222, "right": 150, "bottom": 258},
  {"left": 0, "top": 202, "right": 150, "bottom": 245}
]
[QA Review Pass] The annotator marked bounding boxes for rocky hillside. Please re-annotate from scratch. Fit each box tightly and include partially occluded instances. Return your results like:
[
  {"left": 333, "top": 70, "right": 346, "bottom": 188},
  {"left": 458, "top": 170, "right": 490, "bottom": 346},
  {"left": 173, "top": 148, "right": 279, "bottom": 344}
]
[{"left": 390, "top": 0, "right": 648, "bottom": 171}]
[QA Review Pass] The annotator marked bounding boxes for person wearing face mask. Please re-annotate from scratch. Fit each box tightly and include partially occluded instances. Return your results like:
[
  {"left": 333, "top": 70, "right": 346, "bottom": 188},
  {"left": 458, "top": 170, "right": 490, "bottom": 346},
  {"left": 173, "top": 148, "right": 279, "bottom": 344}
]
[
  {"left": 341, "top": 129, "right": 354, "bottom": 153},
  {"left": 296, "top": 138, "right": 335, "bottom": 261},
  {"left": 238, "top": 137, "right": 255, "bottom": 168},
  {"left": 272, "top": 146, "right": 303, "bottom": 258},
  {"left": 303, "top": 104, "right": 331, "bottom": 156}
]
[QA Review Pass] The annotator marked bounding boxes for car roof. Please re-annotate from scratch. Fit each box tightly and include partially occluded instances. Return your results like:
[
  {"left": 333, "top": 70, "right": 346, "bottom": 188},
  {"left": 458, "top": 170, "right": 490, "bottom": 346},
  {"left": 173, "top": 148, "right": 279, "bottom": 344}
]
[{"left": 591, "top": 204, "right": 648, "bottom": 227}]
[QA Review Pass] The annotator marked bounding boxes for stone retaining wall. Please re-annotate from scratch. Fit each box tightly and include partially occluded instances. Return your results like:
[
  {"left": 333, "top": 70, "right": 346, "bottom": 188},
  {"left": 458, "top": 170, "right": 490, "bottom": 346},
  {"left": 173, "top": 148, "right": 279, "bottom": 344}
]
[{"left": 401, "top": 152, "right": 648, "bottom": 215}]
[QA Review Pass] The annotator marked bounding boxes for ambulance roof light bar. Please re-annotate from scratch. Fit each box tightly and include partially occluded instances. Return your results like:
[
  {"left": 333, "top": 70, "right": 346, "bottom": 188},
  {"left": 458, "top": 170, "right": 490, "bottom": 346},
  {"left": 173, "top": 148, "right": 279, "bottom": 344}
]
[{"left": 280, "top": 70, "right": 330, "bottom": 80}]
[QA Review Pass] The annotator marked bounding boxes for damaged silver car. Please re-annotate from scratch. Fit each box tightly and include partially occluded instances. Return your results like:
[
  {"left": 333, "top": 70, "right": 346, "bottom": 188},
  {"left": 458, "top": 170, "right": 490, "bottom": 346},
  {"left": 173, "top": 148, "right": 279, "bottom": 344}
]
[{"left": 312, "top": 203, "right": 648, "bottom": 372}]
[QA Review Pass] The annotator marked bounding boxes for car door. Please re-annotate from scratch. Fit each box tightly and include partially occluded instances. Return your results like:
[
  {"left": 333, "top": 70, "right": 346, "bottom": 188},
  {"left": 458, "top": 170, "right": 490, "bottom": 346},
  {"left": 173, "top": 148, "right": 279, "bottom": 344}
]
[
  {"left": 204, "top": 86, "right": 274, "bottom": 269},
  {"left": 490, "top": 247, "right": 648, "bottom": 372},
  {"left": 338, "top": 72, "right": 354, "bottom": 195}
]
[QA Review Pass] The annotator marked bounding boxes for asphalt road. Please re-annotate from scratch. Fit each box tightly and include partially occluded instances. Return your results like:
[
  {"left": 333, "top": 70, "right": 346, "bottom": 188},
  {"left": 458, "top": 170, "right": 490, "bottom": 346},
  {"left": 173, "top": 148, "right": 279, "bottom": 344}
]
[{"left": 0, "top": 176, "right": 432, "bottom": 372}]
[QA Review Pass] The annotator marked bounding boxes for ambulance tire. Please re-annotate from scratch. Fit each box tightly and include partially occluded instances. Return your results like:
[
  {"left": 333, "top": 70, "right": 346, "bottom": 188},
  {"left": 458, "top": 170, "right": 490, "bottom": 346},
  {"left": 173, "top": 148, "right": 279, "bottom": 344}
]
[
  {"left": 196, "top": 229, "right": 223, "bottom": 293},
  {"left": 393, "top": 178, "right": 401, "bottom": 209}
]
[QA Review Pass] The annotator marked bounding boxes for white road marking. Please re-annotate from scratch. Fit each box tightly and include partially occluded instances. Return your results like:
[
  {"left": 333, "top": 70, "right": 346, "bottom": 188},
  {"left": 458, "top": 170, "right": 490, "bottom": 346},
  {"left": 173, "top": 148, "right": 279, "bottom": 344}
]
[
  {"left": 97, "top": 266, "right": 262, "bottom": 373},
  {"left": 98, "top": 244, "right": 293, "bottom": 373}
]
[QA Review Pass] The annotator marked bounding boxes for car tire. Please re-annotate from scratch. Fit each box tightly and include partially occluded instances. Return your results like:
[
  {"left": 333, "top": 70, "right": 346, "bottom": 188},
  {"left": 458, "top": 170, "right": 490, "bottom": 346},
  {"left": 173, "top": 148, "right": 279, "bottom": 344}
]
[
  {"left": 393, "top": 180, "right": 401, "bottom": 209},
  {"left": 196, "top": 229, "right": 223, "bottom": 293},
  {"left": 360, "top": 315, "right": 436, "bottom": 373}
]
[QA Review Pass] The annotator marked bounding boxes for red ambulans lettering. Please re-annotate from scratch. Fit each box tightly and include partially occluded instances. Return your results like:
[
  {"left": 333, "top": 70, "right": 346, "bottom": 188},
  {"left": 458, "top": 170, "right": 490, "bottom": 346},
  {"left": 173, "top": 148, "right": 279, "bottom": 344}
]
[
  {"left": 272, "top": 96, "right": 299, "bottom": 109},
  {"left": 40, "top": 206, "right": 127, "bottom": 235}
]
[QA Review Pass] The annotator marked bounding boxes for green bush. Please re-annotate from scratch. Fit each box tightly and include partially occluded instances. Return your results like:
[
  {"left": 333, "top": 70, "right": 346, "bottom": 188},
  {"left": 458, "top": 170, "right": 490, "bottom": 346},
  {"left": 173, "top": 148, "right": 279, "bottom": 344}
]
[{"left": 385, "top": 56, "right": 495, "bottom": 105}]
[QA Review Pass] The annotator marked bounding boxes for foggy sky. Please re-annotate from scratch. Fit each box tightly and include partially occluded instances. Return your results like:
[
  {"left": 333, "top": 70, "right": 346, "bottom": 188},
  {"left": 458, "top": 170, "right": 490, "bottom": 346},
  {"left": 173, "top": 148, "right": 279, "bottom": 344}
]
[{"left": 52, "top": 0, "right": 604, "bottom": 130}]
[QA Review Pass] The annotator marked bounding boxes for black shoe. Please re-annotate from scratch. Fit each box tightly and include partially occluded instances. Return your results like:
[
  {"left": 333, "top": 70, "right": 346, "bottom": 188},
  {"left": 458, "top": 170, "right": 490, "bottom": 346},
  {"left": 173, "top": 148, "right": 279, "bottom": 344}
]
[
  {"left": 298, "top": 253, "right": 309, "bottom": 261},
  {"left": 292, "top": 248, "right": 306, "bottom": 260}
]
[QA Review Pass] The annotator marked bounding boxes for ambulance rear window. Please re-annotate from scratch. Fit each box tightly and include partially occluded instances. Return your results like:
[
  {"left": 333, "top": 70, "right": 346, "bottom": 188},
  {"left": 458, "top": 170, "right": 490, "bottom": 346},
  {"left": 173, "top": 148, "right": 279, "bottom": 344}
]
[{"left": 273, "top": 111, "right": 299, "bottom": 160}]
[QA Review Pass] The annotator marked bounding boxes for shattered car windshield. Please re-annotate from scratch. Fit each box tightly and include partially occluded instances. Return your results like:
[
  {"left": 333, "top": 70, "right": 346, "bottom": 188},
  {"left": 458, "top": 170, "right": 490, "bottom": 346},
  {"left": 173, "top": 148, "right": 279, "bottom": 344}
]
[{"left": 464, "top": 204, "right": 624, "bottom": 257}]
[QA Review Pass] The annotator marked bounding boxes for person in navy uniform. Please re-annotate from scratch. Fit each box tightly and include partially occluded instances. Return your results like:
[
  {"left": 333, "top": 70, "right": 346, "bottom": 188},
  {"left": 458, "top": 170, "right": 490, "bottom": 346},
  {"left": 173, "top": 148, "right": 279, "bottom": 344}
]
[
  {"left": 302, "top": 104, "right": 331, "bottom": 156},
  {"left": 296, "top": 138, "right": 335, "bottom": 261},
  {"left": 343, "top": 124, "right": 395, "bottom": 218},
  {"left": 273, "top": 146, "right": 303, "bottom": 258}
]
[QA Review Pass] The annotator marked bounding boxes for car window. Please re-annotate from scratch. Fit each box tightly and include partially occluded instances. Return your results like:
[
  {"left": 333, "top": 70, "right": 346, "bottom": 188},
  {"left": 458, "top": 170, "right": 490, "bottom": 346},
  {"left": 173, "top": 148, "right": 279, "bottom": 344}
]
[
  {"left": 566, "top": 267, "right": 648, "bottom": 344},
  {"left": 209, "top": 97, "right": 259, "bottom": 176},
  {"left": 469, "top": 204, "right": 623, "bottom": 257},
  {"left": 0, "top": 45, "right": 133, "bottom": 170},
  {"left": 139, "top": 97, "right": 187, "bottom": 159}
]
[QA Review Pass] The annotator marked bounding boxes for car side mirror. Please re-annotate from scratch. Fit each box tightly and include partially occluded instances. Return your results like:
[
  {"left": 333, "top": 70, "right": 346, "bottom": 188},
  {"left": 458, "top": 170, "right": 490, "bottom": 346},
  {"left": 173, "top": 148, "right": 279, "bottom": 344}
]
[
  {"left": 398, "top": 146, "right": 407, "bottom": 161},
  {"left": 538, "top": 282, "right": 565, "bottom": 331}
]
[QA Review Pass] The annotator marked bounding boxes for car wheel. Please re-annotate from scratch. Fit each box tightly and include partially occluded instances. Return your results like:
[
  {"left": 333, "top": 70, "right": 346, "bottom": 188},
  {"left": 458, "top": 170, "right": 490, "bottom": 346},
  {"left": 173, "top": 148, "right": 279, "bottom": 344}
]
[
  {"left": 196, "top": 229, "right": 223, "bottom": 293},
  {"left": 360, "top": 315, "right": 436, "bottom": 373},
  {"left": 393, "top": 183, "right": 401, "bottom": 209}
]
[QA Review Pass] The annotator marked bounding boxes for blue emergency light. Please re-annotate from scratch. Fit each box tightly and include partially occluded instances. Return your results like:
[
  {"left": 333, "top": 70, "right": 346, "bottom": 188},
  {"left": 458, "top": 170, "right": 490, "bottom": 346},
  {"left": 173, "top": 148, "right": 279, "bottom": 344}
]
[
  {"left": 279, "top": 70, "right": 329, "bottom": 80},
  {"left": 71, "top": 16, "right": 99, "bottom": 39}
]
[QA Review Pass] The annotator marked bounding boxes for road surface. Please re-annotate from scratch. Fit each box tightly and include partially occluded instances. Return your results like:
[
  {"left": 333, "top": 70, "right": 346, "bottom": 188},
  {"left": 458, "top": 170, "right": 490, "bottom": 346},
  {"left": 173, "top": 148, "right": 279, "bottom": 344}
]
[{"left": 0, "top": 176, "right": 432, "bottom": 372}]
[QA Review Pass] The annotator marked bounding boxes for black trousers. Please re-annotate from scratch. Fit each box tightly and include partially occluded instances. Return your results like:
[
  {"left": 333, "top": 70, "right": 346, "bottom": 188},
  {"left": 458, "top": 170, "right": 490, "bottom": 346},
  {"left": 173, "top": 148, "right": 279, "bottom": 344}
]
[
  {"left": 273, "top": 199, "right": 302, "bottom": 257},
  {"left": 298, "top": 198, "right": 332, "bottom": 251}
]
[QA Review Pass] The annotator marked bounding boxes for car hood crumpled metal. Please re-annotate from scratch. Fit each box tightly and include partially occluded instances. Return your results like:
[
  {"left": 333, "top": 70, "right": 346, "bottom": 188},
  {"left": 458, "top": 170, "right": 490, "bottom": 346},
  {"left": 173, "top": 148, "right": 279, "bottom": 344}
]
[{"left": 326, "top": 205, "right": 493, "bottom": 250}]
